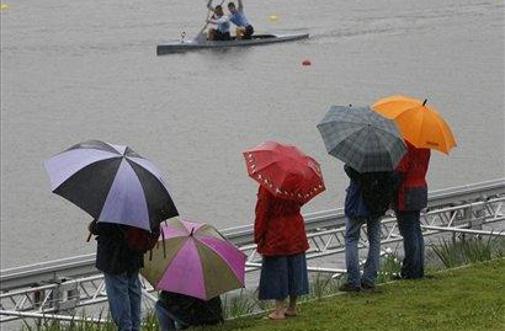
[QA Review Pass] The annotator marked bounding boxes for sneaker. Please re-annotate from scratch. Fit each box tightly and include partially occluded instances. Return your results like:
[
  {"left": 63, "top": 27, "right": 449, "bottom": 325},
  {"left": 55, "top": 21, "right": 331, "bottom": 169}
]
[
  {"left": 360, "top": 282, "right": 376, "bottom": 291},
  {"left": 391, "top": 274, "right": 404, "bottom": 281},
  {"left": 338, "top": 282, "right": 361, "bottom": 292}
]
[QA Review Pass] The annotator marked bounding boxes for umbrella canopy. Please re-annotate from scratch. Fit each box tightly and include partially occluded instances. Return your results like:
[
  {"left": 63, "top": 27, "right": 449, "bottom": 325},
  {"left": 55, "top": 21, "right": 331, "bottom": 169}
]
[
  {"left": 317, "top": 105, "right": 407, "bottom": 172},
  {"left": 372, "top": 95, "right": 457, "bottom": 154},
  {"left": 242, "top": 141, "right": 325, "bottom": 205},
  {"left": 141, "top": 218, "right": 246, "bottom": 300},
  {"left": 44, "top": 140, "right": 178, "bottom": 231}
]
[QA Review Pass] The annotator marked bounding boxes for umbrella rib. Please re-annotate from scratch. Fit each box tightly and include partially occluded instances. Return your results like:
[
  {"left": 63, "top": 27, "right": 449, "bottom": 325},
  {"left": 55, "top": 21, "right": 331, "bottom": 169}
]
[
  {"left": 52, "top": 157, "right": 124, "bottom": 219},
  {"left": 431, "top": 115, "right": 455, "bottom": 153},
  {"left": 374, "top": 129, "right": 405, "bottom": 168},
  {"left": 63, "top": 140, "right": 123, "bottom": 155},
  {"left": 125, "top": 158, "right": 178, "bottom": 227},
  {"left": 320, "top": 116, "right": 401, "bottom": 138},
  {"left": 250, "top": 159, "right": 280, "bottom": 174},
  {"left": 193, "top": 239, "right": 243, "bottom": 299},
  {"left": 249, "top": 154, "right": 309, "bottom": 174},
  {"left": 367, "top": 123, "right": 402, "bottom": 137},
  {"left": 97, "top": 159, "right": 151, "bottom": 231},
  {"left": 49, "top": 154, "right": 122, "bottom": 191},
  {"left": 328, "top": 129, "right": 366, "bottom": 156},
  {"left": 410, "top": 110, "right": 428, "bottom": 148}
]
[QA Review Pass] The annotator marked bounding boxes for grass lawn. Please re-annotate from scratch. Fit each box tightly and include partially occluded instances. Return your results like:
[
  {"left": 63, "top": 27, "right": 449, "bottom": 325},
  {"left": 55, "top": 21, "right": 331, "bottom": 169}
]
[{"left": 202, "top": 258, "right": 505, "bottom": 331}]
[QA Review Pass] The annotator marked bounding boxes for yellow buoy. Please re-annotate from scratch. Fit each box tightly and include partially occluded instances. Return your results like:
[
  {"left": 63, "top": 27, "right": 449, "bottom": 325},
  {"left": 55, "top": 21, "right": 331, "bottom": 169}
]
[
  {"left": 268, "top": 15, "right": 279, "bottom": 22},
  {"left": 0, "top": 3, "right": 9, "bottom": 11}
]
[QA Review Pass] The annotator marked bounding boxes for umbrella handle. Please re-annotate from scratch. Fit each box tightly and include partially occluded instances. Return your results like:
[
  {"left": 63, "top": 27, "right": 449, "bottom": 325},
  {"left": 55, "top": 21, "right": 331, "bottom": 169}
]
[{"left": 86, "top": 232, "right": 93, "bottom": 242}]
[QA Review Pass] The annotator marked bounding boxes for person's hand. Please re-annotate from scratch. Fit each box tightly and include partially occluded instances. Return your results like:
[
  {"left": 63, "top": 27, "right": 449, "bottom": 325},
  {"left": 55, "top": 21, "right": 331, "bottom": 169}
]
[
  {"left": 88, "top": 219, "right": 97, "bottom": 234},
  {"left": 152, "top": 224, "right": 161, "bottom": 238}
]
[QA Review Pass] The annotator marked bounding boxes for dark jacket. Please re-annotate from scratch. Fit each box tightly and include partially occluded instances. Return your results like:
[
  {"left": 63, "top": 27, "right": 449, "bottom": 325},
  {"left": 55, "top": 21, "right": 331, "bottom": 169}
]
[
  {"left": 158, "top": 291, "right": 223, "bottom": 327},
  {"left": 89, "top": 221, "right": 144, "bottom": 275},
  {"left": 344, "top": 166, "right": 370, "bottom": 219},
  {"left": 394, "top": 142, "right": 431, "bottom": 211},
  {"left": 344, "top": 165, "right": 399, "bottom": 219},
  {"left": 254, "top": 186, "right": 309, "bottom": 256}
]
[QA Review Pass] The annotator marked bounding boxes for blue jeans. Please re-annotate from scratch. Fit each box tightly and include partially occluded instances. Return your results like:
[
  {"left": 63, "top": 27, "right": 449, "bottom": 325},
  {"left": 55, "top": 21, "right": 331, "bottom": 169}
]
[
  {"left": 344, "top": 217, "right": 381, "bottom": 287},
  {"left": 154, "top": 301, "right": 188, "bottom": 331},
  {"left": 103, "top": 272, "right": 142, "bottom": 331},
  {"left": 397, "top": 210, "right": 425, "bottom": 279}
]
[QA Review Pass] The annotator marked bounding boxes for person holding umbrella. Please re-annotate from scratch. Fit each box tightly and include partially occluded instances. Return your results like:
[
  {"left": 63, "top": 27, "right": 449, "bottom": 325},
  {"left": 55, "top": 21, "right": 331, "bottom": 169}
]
[
  {"left": 141, "top": 218, "right": 246, "bottom": 330},
  {"left": 373, "top": 95, "right": 456, "bottom": 279},
  {"left": 339, "top": 165, "right": 399, "bottom": 291},
  {"left": 44, "top": 140, "right": 179, "bottom": 331},
  {"left": 88, "top": 220, "right": 159, "bottom": 331},
  {"left": 243, "top": 141, "right": 325, "bottom": 320},
  {"left": 391, "top": 141, "right": 430, "bottom": 279},
  {"left": 155, "top": 291, "right": 223, "bottom": 330},
  {"left": 317, "top": 105, "right": 407, "bottom": 291}
]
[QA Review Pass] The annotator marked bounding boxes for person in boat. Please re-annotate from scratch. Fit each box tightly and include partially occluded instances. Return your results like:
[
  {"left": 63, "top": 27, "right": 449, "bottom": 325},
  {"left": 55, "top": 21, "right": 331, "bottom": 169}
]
[
  {"left": 227, "top": 0, "right": 254, "bottom": 39},
  {"left": 206, "top": 1, "right": 231, "bottom": 41}
]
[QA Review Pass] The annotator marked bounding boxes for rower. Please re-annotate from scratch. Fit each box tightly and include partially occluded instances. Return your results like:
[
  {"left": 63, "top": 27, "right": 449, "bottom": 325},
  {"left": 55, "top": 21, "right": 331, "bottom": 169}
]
[
  {"left": 227, "top": 0, "right": 254, "bottom": 39},
  {"left": 206, "top": 1, "right": 231, "bottom": 41}
]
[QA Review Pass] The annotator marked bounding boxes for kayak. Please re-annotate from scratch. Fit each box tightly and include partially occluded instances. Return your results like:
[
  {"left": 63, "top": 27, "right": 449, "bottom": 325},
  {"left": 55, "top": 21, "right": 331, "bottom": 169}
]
[{"left": 156, "top": 33, "right": 309, "bottom": 55}]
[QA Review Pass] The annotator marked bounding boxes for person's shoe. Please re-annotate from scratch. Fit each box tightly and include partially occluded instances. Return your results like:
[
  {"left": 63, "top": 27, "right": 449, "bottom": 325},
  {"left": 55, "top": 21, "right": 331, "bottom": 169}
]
[
  {"left": 338, "top": 282, "right": 361, "bottom": 292},
  {"left": 360, "top": 282, "right": 376, "bottom": 291},
  {"left": 284, "top": 308, "right": 298, "bottom": 317},
  {"left": 391, "top": 274, "right": 404, "bottom": 281}
]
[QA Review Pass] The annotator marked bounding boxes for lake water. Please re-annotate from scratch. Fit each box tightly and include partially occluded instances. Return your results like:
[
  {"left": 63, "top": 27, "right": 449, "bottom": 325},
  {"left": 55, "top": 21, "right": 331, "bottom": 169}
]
[{"left": 1, "top": 0, "right": 504, "bottom": 268}]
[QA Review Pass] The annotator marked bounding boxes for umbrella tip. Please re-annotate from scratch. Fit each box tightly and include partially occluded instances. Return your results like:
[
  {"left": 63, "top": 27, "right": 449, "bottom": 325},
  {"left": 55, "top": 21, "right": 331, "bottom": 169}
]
[
  {"left": 190, "top": 227, "right": 194, "bottom": 236},
  {"left": 422, "top": 99, "right": 428, "bottom": 106}
]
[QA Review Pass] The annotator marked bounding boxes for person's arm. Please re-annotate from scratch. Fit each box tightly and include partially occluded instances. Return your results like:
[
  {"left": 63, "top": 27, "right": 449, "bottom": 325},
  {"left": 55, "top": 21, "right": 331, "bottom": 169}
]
[
  {"left": 237, "top": 0, "right": 243, "bottom": 11},
  {"left": 254, "top": 187, "right": 270, "bottom": 245},
  {"left": 88, "top": 220, "right": 122, "bottom": 237},
  {"left": 395, "top": 148, "right": 411, "bottom": 176},
  {"left": 208, "top": 15, "right": 229, "bottom": 24},
  {"left": 344, "top": 164, "right": 360, "bottom": 181}
]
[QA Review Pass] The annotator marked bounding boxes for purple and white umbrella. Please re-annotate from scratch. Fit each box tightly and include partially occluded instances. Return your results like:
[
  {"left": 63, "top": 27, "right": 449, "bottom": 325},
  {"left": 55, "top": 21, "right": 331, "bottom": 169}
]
[
  {"left": 141, "top": 218, "right": 246, "bottom": 300},
  {"left": 44, "top": 140, "right": 178, "bottom": 231}
]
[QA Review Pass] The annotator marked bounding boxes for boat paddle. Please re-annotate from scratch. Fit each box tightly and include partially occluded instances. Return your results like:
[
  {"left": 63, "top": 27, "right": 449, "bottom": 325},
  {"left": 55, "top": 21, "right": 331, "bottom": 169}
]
[{"left": 193, "top": 0, "right": 225, "bottom": 42}]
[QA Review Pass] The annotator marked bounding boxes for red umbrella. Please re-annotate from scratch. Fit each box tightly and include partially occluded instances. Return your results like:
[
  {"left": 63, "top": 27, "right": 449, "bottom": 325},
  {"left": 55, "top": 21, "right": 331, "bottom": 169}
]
[{"left": 242, "top": 141, "right": 325, "bottom": 205}]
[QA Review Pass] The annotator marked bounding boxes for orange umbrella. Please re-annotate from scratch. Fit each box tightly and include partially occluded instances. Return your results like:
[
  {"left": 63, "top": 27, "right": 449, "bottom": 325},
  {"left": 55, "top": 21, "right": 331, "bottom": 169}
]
[{"left": 372, "top": 95, "right": 456, "bottom": 154}]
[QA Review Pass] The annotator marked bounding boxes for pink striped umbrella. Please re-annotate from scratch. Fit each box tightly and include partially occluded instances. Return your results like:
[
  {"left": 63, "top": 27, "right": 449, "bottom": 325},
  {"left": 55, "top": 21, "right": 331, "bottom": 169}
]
[{"left": 141, "top": 218, "right": 246, "bottom": 300}]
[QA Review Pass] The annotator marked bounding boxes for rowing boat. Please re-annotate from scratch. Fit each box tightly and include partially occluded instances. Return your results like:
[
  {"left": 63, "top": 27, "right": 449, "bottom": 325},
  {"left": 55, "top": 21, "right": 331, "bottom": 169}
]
[{"left": 156, "top": 33, "right": 309, "bottom": 55}]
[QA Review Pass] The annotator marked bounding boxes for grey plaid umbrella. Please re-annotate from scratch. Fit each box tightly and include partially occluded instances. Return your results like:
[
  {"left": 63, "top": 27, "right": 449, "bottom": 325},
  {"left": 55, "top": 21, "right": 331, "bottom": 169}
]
[{"left": 317, "top": 105, "right": 407, "bottom": 172}]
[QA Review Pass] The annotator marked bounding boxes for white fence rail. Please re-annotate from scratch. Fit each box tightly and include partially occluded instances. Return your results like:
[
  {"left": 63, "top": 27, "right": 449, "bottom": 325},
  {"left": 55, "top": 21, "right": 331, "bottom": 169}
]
[{"left": 1, "top": 178, "right": 504, "bottom": 323}]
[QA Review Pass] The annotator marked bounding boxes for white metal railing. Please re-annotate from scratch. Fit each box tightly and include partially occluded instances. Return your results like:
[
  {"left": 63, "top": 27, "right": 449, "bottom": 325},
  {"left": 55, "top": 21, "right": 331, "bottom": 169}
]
[{"left": 1, "top": 178, "right": 504, "bottom": 323}]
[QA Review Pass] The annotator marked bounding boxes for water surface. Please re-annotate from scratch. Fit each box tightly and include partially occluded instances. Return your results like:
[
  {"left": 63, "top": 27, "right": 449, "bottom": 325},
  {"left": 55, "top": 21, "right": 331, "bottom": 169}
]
[{"left": 1, "top": 0, "right": 504, "bottom": 268}]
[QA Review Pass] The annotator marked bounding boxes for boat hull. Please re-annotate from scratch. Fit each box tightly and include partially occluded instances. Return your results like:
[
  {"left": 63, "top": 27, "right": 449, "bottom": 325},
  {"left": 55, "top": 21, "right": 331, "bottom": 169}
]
[{"left": 156, "top": 33, "right": 309, "bottom": 55}]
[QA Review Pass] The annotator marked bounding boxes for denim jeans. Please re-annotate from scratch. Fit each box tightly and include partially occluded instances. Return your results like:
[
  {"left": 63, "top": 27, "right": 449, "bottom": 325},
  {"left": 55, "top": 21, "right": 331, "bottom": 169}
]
[
  {"left": 154, "top": 301, "right": 188, "bottom": 331},
  {"left": 103, "top": 271, "right": 142, "bottom": 331},
  {"left": 344, "top": 216, "right": 381, "bottom": 287},
  {"left": 397, "top": 210, "right": 425, "bottom": 279}
]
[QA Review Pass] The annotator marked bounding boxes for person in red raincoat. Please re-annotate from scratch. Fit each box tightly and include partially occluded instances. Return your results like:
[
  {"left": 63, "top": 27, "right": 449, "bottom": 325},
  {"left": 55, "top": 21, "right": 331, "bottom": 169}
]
[
  {"left": 254, "top": 181, "right": 309, "bottom": 320},
  {"left": 394, "top": 141, "right": 431, "bottom": 279}
]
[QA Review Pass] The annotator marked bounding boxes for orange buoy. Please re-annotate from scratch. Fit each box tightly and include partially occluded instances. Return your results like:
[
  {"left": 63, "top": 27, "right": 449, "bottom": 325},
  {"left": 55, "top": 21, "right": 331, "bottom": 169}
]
[{"left": 302, "top": 59, "right": 311, "bottom": 66}]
